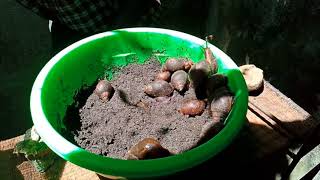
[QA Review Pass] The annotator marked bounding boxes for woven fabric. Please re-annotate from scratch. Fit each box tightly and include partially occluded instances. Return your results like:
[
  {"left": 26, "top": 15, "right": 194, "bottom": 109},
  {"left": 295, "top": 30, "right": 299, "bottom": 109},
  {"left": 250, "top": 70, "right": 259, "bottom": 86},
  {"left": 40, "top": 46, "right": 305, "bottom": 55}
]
[{"left": 16, "top": 0, "right": 162, "bottom": 33}]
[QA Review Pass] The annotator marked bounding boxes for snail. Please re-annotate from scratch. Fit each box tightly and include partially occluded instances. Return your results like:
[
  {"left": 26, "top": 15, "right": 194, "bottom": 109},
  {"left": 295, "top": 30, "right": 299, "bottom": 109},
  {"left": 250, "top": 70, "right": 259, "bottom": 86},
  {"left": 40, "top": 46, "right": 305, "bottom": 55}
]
[
  {"left": 179, "top": 99, "right": 206, "bottom": 117},
  {"left": 94, "top": 80, "right": 114, "bottom": 102},
  {"left": 171, "top": 70, "right": 188, "bottom": 92},
  {"left": 184, "top": 60, "right": 194, "bottom": 71},
  {"left": 209, "top": 87, "right": 233, "bottom": 122},
  {"left": 188, "top": 61, "right": 211, "bottom": 86},
  {"left": 144, "top": 80, "right": 174, "bottom": 97},
  {"left": 126, "top": 138, "right": 171, "bottom": 160},
  {"left": 155, "top": 71, "right": 171, "bottom": 82},
  {"left": 206, "top": 74, "right": 228, "bottom": 98},
  {"left": 162, "top": 58, "right": 185, "bottom": 72},
  {"left": 188, "top": 61, "right": 211, "bottom": 98},
  {"left": 204, "top": 35, "right": 218, "bottom": 74}
]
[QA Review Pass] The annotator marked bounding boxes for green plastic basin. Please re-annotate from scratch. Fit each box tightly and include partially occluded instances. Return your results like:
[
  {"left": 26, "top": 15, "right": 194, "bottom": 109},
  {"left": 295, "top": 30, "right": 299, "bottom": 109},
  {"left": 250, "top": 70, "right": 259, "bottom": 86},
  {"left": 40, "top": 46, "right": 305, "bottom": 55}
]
[{"left": 30, "top": 28, "right": 248, "bottom": 179}]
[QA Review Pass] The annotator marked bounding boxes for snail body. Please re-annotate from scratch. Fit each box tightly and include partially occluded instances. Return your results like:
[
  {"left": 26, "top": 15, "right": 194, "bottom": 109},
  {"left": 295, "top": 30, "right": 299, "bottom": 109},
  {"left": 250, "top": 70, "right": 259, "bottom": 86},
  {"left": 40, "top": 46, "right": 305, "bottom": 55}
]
[
  {"left": 206, "top": 74, "right": 228, "bottom": 98},
  {"left": 204, "top": 35, "right": 218, "bottom": 74},
  {"left": 184, "top": 60, "right": 194, "bottom": 71},
  {"left": 204, "top": 47, "right": 218, "bottom": 74},
  {"left": 188, "top": 61, "right": 211, "bottom": 86}
]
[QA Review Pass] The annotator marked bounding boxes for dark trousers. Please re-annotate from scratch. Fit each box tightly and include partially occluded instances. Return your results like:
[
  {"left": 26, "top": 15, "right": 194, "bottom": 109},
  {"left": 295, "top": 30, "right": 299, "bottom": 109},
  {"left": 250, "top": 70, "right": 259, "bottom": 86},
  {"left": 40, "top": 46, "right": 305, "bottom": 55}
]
[{"left": 50, "top": 21, "right": 93, "bottom": 56}]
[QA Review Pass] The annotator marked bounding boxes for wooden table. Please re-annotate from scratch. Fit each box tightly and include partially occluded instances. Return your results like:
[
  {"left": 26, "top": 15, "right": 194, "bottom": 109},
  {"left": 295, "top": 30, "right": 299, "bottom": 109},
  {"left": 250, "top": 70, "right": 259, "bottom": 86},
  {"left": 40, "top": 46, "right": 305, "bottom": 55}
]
[{"left": 1, "top": 81, "right": 319, "bottom": 179}]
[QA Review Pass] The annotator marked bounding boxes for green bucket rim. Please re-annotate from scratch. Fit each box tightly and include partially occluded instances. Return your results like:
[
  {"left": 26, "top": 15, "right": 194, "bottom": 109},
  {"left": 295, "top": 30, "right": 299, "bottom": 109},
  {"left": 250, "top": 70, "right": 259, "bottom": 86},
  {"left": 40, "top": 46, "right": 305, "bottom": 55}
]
[{"left": 30, "top": 27, "right": 248, "bottom": 178}]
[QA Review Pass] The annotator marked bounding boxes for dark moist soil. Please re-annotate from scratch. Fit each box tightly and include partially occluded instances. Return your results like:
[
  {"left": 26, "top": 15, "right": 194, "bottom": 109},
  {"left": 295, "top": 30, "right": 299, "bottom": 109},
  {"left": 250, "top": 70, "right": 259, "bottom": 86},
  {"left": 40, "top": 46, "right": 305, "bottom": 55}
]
[{"left": 70, "top": 59, "right": 212, "bottom": 159}]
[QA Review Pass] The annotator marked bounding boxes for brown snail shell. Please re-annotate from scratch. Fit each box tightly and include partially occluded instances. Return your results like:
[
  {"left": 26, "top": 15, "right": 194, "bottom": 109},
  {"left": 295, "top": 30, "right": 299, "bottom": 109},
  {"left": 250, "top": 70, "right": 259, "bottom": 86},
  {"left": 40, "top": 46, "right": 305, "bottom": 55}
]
[
  {"left": 126, "top": 138, "right": 171, "bottom": 160},
  {"left": 162, "top": 58, "right": 185, "bottom": 72},
  {"left": 144, "top": 80, "right": 174, "bottom": 97},
  {"left": 179, "top": 99, "right": 206, "bottom": 116},
  {"left": 94, "top": 80, "right": 114, "bottom": 102},
  {"left": 209, "top": 87, "right": 233, "bottom": 122},
  {"left": 155, "top": 71, "right": 171, "bottom": 82},
  {"left": 171, "top": 70, "right": 188, "bottom": 92}
]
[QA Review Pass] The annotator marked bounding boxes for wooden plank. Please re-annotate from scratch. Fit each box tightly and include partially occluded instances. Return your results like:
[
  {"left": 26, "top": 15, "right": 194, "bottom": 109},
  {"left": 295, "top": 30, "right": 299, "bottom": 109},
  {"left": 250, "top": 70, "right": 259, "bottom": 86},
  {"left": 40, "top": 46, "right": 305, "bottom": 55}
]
[
  {"left": 249, "top": 81, "right": 319, "bottom": 140},
  {"left": 0, "top": 135, "right": 23, "bottom": 151},
  {"left": 0, "top": 136, "right": 26, "bottom": 180},
  {"left": 246, "top": 110, "right": 289, "bottom": 158},
  {"left": 248, "top": 102, "right": 293, "bottom": 140},
  {"left": 0, "top": 136, "right": 99, "bottom": 180}
]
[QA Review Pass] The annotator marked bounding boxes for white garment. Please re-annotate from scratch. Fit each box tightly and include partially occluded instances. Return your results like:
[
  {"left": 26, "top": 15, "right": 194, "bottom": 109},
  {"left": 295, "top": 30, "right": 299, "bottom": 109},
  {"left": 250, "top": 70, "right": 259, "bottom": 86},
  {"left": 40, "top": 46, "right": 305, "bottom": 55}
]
[{"left": 49, "top": 20, "right": 52, "bottom": 32}]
